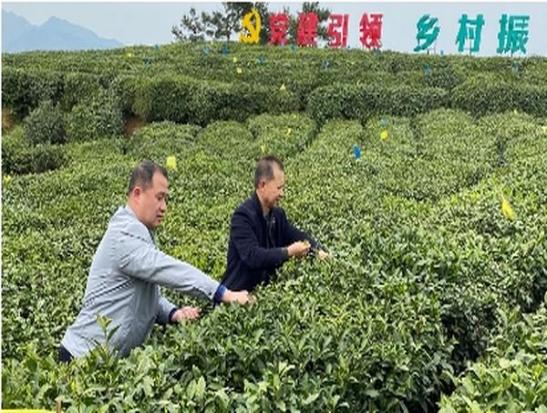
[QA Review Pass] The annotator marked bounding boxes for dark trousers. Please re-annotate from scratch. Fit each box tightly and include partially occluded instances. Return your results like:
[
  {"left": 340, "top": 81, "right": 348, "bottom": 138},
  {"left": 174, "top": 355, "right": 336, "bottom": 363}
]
[{"left": 58, "top": 345, "right": 73, "bottom": 363}]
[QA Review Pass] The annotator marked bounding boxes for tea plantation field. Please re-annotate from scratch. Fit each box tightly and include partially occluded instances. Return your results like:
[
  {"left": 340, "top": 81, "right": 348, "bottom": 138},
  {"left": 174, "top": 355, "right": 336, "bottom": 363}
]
[{"left": 2, "top": 43, "right": 546, "bottom": 412}]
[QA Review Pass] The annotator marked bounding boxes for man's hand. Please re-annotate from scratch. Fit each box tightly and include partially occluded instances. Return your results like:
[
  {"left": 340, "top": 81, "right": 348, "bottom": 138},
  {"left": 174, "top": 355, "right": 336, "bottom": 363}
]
[
  {"left": 222, "top": 289, "right": 254, "bottom": 305},
  {"left": 317, "top": 249, "right": 330, "bottom": 261},
  {"left": 287, "top": 241, "right": 311, "bottom": 258},
  {"left": 171, "top": 306, "right": 201, "bottom": 322}
]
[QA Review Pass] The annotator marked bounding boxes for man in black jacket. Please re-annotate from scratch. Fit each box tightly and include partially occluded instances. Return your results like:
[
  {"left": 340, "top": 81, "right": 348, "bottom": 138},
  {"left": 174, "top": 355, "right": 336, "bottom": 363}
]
[{"left": 221, "top": 155, "right": 328, "bottom": 292}]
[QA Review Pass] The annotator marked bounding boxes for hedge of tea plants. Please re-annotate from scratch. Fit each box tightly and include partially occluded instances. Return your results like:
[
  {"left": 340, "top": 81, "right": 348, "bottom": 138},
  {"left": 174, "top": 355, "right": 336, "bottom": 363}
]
[{"left": 2, "top": 43, "right": 546, "bottom": 412}]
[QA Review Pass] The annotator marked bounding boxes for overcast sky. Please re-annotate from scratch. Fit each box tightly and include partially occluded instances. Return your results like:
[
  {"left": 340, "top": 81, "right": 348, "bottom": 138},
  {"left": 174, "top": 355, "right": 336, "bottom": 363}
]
[{"left": 3, "top": 2, "right": 547, "bottom": 56}]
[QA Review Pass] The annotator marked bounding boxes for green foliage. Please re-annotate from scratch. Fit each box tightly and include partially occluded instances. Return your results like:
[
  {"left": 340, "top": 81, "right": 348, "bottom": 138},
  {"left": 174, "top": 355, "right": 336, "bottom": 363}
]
[
  {"left": 423, "top": 61, "right": 464, "bottom": 90},
  {"left": 132, "top": 75, "right": 195, "bottom": 123},
  {"left": 440, "top": 300, "right": 547, "bottom": 412},
  {"left": 247, "top": 112, "right": 316, "bottom": 159},
  {"left": 23, "top": 100, "right": 66, "bottom": 145},
  {"left": 4, "top": 110, "right": 547, "bottom": 410},
  {"left": 110, "top": 75, "right": 140, "bottom": 115},
  {"left": 2, "top": 127, "right": 67, "bottom": 175},
  {"left": 306, "top": 84, "right": 447, "bottom": 125},
  {"left": 126, "top": 121, "right": 201, "bottom": 162},
  {"left": 286, "top": 113, "right": 546, "bottom": 373},
  {"left": 2, "top": 68, "right": 64, "bottom": 119},
  {"left": 60, "top": 72, "right": 104, "bottom": 112},
  {"left": 452, "top": 75, "right": 547, "bottom": 117},
  {"left": 133, "top": 75, "right": 299, "bottom": 125},
  {"left": 66, "top": 89, "right": 123, "bottom": 142},
  {"left": 4, "top": 45, "right": 547, "bottom": 124},
  {"left": 171, "top": 7, "right": 206, "bottom": 42}
]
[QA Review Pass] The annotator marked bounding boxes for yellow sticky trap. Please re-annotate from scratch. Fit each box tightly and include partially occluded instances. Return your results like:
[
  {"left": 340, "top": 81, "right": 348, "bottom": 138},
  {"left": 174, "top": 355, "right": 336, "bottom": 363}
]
[
  {"left": 280, "top": 84, "right": 286, "bottom": 91},
  {"left": 233, "top": 57, "right": 238, "bottom": 63},
  {"left": 3, "top": 174, "right": 12, "bottom": 185},
  {"left": 380, "top": 130, "right": 389, "bottom": 141},
  {"left": 286, "top": 128, "right": 292, "bottom": 136},
  {"left": 126, "top": 52, "right": 133, "bottom": 58},
  {"left": 541, "top": 126, "right": 547, "bottom": 133},
  {"left": 166, "top": 156, "right": 177, "bottom": 171},
  {"left": 236, "top": 67, "right": 243, "bottom": 74},
  {"left": 260, "top": 144, "right": 266, "bottom": 154},
  {"left": 513, "top": 109, "right": 518, "bottom": 115},
  {"left": 501, "top": 196, "right": 516, "bottom": 221}
]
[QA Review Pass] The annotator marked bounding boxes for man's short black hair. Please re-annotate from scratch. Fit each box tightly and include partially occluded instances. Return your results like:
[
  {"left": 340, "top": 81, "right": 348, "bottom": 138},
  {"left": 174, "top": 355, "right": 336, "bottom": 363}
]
[
  {"left": 254, "top": 155, "right": 284, "bottom": 188},
  {"left": 127, "top": 160, "right": 168, "bottom": 195}
]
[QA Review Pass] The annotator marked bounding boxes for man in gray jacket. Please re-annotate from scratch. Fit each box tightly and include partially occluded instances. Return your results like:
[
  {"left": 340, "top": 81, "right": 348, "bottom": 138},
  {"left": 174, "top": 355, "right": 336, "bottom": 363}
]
[{"left": 60, "top": 160, "right": 250, "bottom": 361}]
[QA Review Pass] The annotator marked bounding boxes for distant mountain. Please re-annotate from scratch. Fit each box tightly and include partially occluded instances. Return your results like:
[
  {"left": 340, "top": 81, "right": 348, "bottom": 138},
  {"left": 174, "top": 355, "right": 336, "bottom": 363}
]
[
  {"left": 2, "top": 10, "right": 123, "bottom": 53},
  {"left": 3, "top": 10, "right": 33, "bottom": 44}
]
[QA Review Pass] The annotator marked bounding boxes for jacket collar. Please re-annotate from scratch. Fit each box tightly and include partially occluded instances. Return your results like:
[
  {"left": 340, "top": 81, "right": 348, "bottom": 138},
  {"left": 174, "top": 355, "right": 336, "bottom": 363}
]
[{"left": 251, "top": 192, "right": 271, "bottom": 222}]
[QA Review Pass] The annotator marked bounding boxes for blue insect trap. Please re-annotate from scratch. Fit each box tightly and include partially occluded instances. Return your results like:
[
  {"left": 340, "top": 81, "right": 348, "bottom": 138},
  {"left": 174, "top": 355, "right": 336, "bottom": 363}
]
[{"left": 353, "top": 145, "right": 361, "bottom": 160}]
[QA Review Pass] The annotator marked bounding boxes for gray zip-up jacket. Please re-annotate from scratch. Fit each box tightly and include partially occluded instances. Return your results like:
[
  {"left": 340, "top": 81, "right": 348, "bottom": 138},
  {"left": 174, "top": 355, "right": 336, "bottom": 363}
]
[{"left": 61, "top": 206, "right": 221, "bottom": 358}]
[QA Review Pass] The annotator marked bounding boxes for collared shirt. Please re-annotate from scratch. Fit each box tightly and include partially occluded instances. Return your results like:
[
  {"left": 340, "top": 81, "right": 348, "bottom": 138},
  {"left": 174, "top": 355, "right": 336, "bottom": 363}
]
[{"left": 62, "top": 205, "right": 221, "bottom": 358}]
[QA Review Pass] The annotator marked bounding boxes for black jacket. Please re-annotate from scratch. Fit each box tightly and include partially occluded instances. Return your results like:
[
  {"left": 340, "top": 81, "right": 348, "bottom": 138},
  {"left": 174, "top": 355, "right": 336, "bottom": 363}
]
[{"left": 221, "top": 193, "right": 320, "bottom": 292}]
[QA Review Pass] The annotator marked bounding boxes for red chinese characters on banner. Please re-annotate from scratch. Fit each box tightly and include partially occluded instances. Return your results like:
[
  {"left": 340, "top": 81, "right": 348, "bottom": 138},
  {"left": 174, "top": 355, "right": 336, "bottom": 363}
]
[
  {"left": 269, "top": 13, "right": 290, "bottom": 45},
  {"left": 297, "top": 12, "right": 318, "bottom": 47},
  {"left": 328, "top": 14, "right": 349, "bottom": 48},
  {"left": 360, "top": 13, "right": 384, "bottom": 49}
]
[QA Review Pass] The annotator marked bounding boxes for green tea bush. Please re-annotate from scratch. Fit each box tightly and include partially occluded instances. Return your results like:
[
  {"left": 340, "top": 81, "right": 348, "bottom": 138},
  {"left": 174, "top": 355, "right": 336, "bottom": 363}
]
[
  {"left": 306, "top": 84, "right": 447, "bottom": 125},
  {"left": 3, "top": 127, "right": 67, "bottom": 175},
  {"left": 452, "top": 75, "right": 547, "bottom": 117},
  {"left": 439, "top": 301, "right": 547, "bottom": 412},
  {"left": 423, "top": 61, "right": 465, "bottom": 90},
  {"left": 66, "top": 89, "right": 123, "bottom": 142},
  {"left": 247, "top": 112, "right": 317, "bottom": 160},
  {"left": 60, "top": 72, "right": 103, "bottom": 111},
  {"left": 23, "top": 100, "right": 65, "bottom": 145},
  {"left": 2, "top": 68, "right": 64, "bottom": 119},
  {"left": 126, "top": 121, "right": 201, "bottom": 161},
  {"left": 110, "top": 75, "right": 141, "bottom": 115},
  {"left": 133, "top": 75, "right": 299, "bottom": 125}
]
